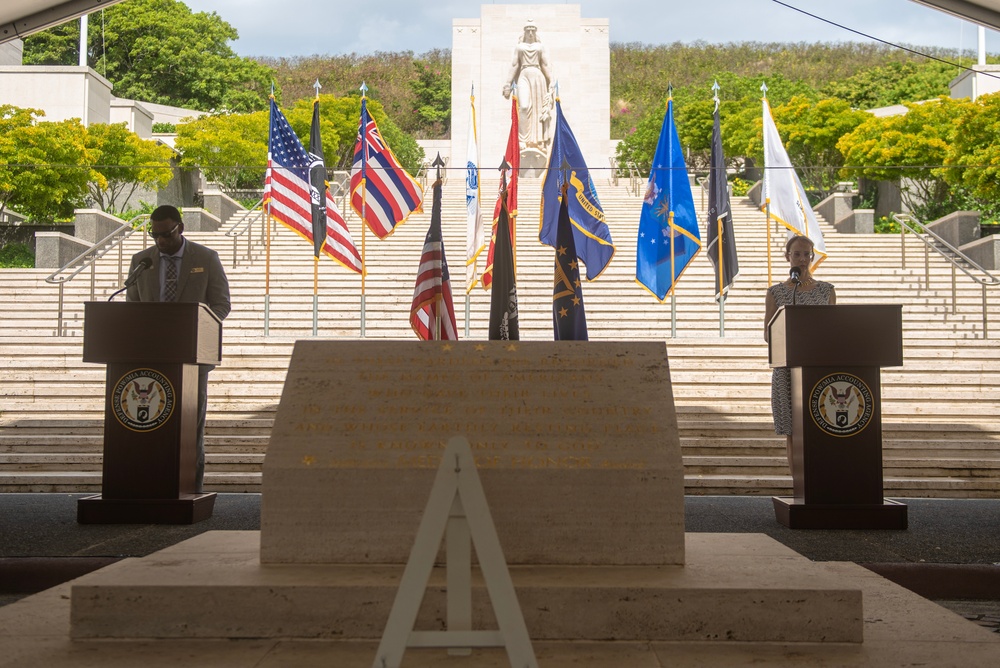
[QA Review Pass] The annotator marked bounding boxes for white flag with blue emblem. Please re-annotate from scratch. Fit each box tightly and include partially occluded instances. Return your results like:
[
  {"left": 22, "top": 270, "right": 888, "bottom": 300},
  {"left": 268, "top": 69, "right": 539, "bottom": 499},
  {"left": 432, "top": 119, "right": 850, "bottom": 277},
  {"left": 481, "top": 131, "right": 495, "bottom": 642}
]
[
  {"left": 465, "top": 87, "right": 483, "bottom": 293},
  {"left": 762, "top": 97, "right": 826, "bottom": 268}
]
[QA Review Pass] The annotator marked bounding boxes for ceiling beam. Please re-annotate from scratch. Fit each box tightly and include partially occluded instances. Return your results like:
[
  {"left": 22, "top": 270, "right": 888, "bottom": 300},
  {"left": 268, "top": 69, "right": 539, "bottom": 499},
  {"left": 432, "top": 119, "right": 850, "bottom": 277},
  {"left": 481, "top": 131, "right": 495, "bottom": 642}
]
[
  {"left": 910, "top": 0, "right": 1000, "bottom": 31},
  {"left": 0, "top": 0, "right": 126, "bottom": 46}
]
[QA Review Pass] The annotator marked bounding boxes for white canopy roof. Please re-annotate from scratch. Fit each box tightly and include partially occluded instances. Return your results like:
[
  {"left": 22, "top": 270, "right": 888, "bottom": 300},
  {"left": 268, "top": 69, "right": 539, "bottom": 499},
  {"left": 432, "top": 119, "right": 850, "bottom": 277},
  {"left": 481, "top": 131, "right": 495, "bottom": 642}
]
[{"left": 1, "top": 1, "right": 127, "bottom": 45}]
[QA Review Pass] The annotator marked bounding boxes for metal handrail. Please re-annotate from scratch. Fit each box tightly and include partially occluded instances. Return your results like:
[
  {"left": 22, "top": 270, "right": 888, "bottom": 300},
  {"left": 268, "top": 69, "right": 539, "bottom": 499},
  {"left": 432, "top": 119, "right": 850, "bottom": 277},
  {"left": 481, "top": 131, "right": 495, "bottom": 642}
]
[
  {"left": 44, "top": 213, "right": 149, "bottom": 336},
  {"left": 696, "top": 175, "right": 709, "bottom": 209},
  {"left": 894, "top": 212, "right": 999, "bottom": 337},
  {"left": 224, "top": 198, "right": 265, "bottom": 268},
  {"left": 625, "top": 160, "right": 641, "bottom": 197}
]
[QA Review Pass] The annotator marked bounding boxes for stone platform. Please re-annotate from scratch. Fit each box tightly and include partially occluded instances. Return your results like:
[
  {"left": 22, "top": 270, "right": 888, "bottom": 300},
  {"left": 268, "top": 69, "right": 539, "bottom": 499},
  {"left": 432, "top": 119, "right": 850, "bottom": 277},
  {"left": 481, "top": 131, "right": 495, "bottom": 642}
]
[{"left": 66, "top": 531, "right": 862, "bottom": 642}]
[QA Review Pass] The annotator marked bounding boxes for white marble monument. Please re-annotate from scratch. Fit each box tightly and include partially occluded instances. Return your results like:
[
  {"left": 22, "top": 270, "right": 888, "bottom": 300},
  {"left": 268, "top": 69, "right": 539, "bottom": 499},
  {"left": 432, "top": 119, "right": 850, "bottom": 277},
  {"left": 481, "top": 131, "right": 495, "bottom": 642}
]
[{"left": 450, "top": 4, "right": 612, "bottom": 177}]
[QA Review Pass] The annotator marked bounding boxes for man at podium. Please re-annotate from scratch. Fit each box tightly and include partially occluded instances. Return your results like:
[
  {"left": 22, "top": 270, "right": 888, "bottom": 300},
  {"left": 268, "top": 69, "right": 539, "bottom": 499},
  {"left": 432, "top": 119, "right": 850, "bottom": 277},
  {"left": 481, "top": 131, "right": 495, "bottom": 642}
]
[{"left": 126, "top": 205, "right": 230, "bottom": 492}]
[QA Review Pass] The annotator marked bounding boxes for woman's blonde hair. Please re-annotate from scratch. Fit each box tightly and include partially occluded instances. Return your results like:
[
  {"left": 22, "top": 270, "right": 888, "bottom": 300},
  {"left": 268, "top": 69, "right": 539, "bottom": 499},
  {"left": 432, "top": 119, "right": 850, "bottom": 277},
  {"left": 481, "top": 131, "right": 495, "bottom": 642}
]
[{"left": 784, "top": 235, "right": 814, "bottom": 258}]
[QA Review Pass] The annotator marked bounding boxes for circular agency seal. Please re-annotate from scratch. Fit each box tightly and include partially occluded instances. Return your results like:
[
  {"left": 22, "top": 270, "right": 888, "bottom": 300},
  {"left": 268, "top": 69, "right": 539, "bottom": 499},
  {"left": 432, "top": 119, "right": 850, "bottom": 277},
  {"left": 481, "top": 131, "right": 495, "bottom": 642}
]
[
  {"left": 809, "top": 373, "right": 874, "bottom": 437},
  {"left": 112, "top": 369, "right": 175, "bottom": 432}
]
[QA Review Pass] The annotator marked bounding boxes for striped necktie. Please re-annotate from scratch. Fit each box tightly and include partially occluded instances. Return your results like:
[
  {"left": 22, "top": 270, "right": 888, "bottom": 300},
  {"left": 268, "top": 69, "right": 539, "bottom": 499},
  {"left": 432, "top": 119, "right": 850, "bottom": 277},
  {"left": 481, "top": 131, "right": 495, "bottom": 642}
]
[{"left": 163, "top": 256, "right": 178, "bottom": 302}]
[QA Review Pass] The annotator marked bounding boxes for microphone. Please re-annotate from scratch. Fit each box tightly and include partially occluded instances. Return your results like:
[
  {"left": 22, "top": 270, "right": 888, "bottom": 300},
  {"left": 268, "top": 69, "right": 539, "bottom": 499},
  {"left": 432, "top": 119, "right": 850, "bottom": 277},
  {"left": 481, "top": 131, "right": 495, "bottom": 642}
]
[
  {"left": 790, "top": 266, "right": 802, "bottom": 305},
  {"left": 108, "top": 257, "right": 152, "bottom": 301},
  {"left": 124, "top": 257, "right": 153, "bottom": 288}
]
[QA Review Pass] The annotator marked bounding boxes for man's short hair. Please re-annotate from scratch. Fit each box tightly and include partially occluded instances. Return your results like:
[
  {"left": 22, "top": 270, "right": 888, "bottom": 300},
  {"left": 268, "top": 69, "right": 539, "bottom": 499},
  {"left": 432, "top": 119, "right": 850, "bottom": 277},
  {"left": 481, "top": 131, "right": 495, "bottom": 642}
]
[{"left": 150, "top": 205, "right": 182, "bottom": 224}]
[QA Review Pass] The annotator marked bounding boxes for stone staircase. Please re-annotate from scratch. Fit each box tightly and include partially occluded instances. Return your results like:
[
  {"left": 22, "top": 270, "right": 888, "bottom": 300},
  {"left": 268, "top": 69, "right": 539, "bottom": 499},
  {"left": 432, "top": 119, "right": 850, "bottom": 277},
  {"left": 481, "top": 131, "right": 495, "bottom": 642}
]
[{"left": 1, "top": 174, "right": 998, "bottom": 497}]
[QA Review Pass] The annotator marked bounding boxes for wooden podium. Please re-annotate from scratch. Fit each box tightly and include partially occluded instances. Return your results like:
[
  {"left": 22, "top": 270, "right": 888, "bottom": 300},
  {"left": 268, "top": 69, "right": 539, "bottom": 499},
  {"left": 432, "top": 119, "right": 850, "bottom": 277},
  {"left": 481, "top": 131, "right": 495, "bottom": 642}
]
[
  {"left": 768, "top": 304, "right": 908, "bottom": 529},
  {"left": 77, "top": 302, "right": 221, "bottom": 524}
]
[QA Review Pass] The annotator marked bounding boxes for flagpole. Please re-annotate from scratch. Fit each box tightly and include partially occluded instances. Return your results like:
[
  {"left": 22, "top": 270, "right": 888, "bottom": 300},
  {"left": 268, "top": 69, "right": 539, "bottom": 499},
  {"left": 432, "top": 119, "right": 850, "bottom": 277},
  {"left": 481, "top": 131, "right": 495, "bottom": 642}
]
[
  {"left": 265, "top": 201, "right": 271, "bottom": 337},
  {"left": 669, "top": 211, "right": 676, "bottom": 338},
  {"left": 361, "top": 184, "right": 367, "bottom": 337},
  {"left": 312, "top": 80, "right": 321, "bottom": 337},
  {"left": 717, "top": 214, "right": 725, "bottom": 337},
  {"left": 766, "top": 198, "right": 773, "bottom": 286},
  {"left": 313, "top": 257, "right": 319, "bottom": 336},
  {"left": 359, "top": 83, "right": 368, "bottom": 338},
  {"left": 464, "top": 294, "right": 471, "bottom": 338},
  {"left": 465, "top": 83, "right": 476, "bottom": 340},
  {"left": 761, "top": 82, "right": 773, "bottom": 288}
]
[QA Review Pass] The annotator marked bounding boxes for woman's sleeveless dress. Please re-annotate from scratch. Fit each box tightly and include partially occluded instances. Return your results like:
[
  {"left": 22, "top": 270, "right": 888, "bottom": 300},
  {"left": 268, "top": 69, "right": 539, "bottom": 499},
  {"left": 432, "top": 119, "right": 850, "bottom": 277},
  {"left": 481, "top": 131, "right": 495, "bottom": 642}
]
[{"left": 768, "top": 281, "right": 835, "bottom": 435}]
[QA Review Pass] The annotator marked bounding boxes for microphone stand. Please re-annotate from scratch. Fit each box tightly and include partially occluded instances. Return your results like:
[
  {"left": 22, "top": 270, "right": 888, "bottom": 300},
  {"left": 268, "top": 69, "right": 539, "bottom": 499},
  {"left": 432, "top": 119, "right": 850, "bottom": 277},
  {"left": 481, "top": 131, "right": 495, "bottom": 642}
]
[{"left": 107, "top": 286, "right": 127, "bottom": 302}]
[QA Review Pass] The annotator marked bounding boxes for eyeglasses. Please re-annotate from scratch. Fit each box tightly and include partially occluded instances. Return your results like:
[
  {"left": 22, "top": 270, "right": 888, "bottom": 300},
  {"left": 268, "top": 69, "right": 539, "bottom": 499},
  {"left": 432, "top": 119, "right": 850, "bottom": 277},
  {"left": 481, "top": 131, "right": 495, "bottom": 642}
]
[{"left": 149, "top": 223, "right": 180, "bottom": 239}]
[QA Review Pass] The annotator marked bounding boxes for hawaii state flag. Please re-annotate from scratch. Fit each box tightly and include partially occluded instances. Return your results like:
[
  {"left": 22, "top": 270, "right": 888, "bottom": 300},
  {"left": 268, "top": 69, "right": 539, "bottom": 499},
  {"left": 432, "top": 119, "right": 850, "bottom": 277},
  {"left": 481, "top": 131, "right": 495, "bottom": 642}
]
[
  {"left": 540, "top": 99, "right": 615, "bottom": 281},
  {"left": 635, "top": 97, "right": 701, "bottom": 301},
  {"left": 410, "top": 178, "right": 457, "bottom": 340},
  {"left": 350, "top": 97, "right": 423, "bottom": 239},
  {"left": 264, "top": 97, "right": 361, "bottom": 272},
  {"left": 482, "top": 94, "right": 519, "bottom": 290}
]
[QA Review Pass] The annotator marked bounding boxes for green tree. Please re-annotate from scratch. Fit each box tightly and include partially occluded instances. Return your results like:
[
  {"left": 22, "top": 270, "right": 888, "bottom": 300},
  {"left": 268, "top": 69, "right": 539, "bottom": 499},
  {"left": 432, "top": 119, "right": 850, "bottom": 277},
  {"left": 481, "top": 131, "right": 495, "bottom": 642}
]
[
  {"left": 615, "top": 74, "right": 818, "bottom": 175},
  {"left": 175, "top": 111, "right": 269, "bottom": 192},
  {"left": 0, "top": 106, "right": 92, "bottom": 222},
  {"left": 944, "top": 92, "right": 1000, "bottom": 204},
  {"left": 771, "top": 96, "right": 867, "bottom": 191},
  {"left": 23, "top": 0, "right": 274, "bottom": 113},
  {"left": 823, "top": 60, "right": 959, "bottom": 109},
  {"left": 837, "top": 97, "right": 973, "bottom": 218},
  {"left": 86, "top": 123, "right": 175, "bottom": 214},
  {"left": 410, "top": 53, "right": 452, "bottom": 136}
]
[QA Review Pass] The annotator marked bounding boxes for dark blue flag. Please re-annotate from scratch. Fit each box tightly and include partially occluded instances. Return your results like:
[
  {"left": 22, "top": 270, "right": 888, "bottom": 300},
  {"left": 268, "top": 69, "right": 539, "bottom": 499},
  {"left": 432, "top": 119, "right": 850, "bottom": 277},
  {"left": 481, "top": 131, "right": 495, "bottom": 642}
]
[
  {"left": 706, "top": 104, "right": 740, "bottom": 300},
  {"left": 553, "top": 187, "right": 588, "bottom": 340},
  {"left": 636, "top": 97, "right": 701, "bottom": 302},
  {"left": 540, "top": 100, "right": 615, "bottom": 281}
]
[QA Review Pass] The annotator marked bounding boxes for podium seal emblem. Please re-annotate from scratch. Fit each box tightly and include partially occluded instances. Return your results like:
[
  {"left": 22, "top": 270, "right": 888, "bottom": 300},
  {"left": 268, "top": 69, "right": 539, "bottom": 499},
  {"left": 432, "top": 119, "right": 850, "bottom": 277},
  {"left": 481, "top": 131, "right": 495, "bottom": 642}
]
[
  {"left": 809, "top": 373, "right": 874, "bottom": 437},
  {"left": 112, "top": 369, "right": 175, "bottom": 432}
]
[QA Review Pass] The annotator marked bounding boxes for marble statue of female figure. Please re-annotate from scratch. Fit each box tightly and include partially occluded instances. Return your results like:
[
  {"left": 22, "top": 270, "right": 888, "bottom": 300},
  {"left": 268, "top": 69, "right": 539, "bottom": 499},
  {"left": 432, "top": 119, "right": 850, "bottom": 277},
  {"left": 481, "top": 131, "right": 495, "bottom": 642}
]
[{"left": 502, "top": 21, "right": 555, "bottom": 152}]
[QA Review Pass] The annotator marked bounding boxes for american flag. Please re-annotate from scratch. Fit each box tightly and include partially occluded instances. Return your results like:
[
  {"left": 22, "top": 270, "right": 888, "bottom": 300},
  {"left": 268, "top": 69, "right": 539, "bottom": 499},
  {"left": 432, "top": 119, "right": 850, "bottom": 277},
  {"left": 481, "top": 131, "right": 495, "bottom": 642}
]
[
  {"left": 264, "top": 97, "right": 362, "bottom": 272},
  {"left": 350, "top": 97, "right": 423, "bottom": 239},
  {"left": 410, "top": 179, "right": 457, "bottom": 340}
]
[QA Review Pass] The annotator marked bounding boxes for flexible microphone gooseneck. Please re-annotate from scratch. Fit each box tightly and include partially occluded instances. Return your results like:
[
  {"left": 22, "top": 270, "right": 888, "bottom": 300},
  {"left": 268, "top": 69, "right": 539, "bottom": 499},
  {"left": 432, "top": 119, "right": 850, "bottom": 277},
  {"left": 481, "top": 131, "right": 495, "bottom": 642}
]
[{"left": 108, "top": 257, "right": 153, "bottom": 301}]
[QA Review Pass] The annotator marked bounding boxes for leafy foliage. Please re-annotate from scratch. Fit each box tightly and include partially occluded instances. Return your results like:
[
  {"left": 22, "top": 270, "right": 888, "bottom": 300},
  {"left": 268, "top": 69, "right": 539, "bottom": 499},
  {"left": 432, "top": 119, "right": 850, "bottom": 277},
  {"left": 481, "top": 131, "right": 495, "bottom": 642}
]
[
  {"left": 821, "top": 60, "right": 957, "bottom": 109},
  {"left": 0, "top": 106, "right": 92, "bottom": 222},
  {"left": 0, "top": 242, "right": 34, "bottom": 268},
  {"left": 257, "top": 49, "right": 452, "bottom": 139},
  {"left": 608, "top": 41, "right": 954, "bottom": 140},
  {"left": 837, "top": 97, "right": 973, "bottom": 215},
  {"left": 944, "top": 92, "right": 1000, "bottom": 205},
  {"left": 86, "top": 123, "right": 175, "bottom": 214},
  {"left": 410, "top": 55, "right": 452, "bottom": 136},
  {"left": 23, "top": 0, "right": 274, "bottom": 113},
  {"left": 175, "top": 110, "right": 269, "bottom": 192}
]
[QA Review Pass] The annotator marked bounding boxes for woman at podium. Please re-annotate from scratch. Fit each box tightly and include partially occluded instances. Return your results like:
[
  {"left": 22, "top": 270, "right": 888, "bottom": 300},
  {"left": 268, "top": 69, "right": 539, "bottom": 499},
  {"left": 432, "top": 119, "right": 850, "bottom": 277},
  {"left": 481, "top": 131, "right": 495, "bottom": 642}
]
[{"left": 764, "top": 235, "right": 836, "bottom": 464}]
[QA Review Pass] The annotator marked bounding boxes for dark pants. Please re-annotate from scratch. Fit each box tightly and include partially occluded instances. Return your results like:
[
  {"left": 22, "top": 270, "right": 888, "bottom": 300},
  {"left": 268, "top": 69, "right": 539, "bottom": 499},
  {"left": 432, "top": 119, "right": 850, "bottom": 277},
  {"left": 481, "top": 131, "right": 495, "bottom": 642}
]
[{"left": 196, "top": 364, "right": 212, "bottom": 493}]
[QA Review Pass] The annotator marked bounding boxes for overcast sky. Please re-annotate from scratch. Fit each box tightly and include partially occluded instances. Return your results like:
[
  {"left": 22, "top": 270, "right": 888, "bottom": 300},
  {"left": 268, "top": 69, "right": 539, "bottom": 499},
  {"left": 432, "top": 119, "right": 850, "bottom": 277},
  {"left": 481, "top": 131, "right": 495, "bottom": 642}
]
[{"left": 179, "top": 0, "right": 997, "bottom": 58}]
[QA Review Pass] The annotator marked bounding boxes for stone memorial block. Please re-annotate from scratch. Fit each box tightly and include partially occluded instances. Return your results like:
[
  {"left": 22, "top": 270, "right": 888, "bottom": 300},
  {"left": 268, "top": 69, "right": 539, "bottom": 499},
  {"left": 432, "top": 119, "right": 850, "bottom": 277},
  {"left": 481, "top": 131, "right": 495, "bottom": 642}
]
[{"left": 260, "top": 340, "right": 683, "bottom": 566}]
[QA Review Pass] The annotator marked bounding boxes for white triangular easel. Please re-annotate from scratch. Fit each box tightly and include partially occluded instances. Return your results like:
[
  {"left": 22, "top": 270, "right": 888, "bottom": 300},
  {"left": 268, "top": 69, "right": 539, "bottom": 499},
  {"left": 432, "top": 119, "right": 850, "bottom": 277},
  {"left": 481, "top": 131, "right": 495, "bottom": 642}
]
[{"left": 372, "top": 436, "right": 538, "bottom": 668}]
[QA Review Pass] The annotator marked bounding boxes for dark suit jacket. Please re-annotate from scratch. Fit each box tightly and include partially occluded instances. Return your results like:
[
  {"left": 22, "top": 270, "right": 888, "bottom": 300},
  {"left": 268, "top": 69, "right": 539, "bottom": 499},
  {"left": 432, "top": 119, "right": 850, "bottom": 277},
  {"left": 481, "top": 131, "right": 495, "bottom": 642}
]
[{"left": 126, "top": 239, "right": 231, "bottom": 321}]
